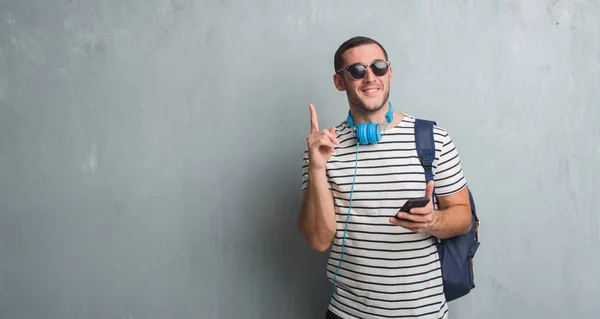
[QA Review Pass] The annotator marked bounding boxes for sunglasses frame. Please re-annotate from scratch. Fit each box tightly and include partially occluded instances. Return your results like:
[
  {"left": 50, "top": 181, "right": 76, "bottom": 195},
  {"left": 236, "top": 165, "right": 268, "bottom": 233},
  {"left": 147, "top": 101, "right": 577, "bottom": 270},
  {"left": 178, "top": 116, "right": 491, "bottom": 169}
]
[{"left": 335, "top": 60, "right": 391, "bottom": 80}]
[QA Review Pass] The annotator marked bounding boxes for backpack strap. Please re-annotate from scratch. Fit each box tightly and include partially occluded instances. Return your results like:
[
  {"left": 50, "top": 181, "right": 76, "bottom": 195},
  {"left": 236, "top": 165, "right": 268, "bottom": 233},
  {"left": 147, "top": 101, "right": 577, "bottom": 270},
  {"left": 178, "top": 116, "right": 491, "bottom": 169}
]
[{"left": 414, "top": 119, "right": 437, "bottom": 185}]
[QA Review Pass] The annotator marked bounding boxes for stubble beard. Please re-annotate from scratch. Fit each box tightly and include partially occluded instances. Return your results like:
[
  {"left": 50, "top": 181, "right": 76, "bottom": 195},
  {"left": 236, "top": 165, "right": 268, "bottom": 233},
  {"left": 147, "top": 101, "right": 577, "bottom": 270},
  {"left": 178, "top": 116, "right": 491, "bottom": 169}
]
[{"left": 348, "top": 87, "right": 390, "bottom": 116}]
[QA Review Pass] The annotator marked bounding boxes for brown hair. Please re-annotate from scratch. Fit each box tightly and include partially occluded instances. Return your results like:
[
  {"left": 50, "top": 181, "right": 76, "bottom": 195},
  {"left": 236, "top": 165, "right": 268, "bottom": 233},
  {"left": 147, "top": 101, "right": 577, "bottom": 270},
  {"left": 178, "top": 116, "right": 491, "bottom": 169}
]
[{"left": 333, "top": 36, "right": 389, "bottom": 72}]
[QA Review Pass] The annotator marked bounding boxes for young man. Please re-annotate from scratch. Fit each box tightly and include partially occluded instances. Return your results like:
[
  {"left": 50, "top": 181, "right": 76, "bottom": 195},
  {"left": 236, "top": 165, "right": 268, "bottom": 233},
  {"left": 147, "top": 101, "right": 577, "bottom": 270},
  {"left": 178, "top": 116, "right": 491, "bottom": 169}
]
[{"left": 298, "top": 36, "right": 472, "bottom": 319}]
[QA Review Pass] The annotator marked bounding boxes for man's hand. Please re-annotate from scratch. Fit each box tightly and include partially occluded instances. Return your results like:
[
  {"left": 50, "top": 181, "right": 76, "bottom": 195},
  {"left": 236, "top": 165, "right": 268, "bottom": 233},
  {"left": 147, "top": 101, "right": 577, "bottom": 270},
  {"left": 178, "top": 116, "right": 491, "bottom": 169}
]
[
  {"left": 307, "top": 104, "right": 339, "bottom": 170},
  {"left": 390, "top": 181, "right": 439, "bottom": 233}
]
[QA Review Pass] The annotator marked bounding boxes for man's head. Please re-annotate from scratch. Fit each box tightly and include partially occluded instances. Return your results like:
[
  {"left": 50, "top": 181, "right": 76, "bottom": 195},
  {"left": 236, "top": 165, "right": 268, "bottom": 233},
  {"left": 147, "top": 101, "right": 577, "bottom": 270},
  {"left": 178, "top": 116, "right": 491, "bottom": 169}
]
[{"left": 333, "top": 36, "right": 392, "bottom": 117}]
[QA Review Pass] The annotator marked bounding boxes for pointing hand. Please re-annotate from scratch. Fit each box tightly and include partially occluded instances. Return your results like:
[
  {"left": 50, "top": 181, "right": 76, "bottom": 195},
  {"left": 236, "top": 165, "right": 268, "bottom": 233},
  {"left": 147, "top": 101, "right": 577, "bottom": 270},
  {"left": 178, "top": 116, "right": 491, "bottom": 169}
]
[{"left": 306, "top": 103, "right": 339, "bottom": 170}]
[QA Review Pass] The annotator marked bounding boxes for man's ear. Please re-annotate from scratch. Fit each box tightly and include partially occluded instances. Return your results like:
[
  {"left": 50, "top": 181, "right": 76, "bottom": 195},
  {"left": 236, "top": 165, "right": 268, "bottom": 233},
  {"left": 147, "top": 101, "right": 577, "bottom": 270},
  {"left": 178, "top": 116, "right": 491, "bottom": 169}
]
[
  {"left": 388, "top": 65, "right": 393, "bottom": 84},
  {"left": 333, "top": 74, "right": 345, "bottom": 91}
]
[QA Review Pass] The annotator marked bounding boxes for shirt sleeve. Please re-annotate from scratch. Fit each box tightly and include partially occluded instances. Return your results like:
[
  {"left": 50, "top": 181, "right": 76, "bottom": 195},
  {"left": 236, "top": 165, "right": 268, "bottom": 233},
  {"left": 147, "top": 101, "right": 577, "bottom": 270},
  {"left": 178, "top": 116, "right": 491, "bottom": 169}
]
[{"left": 434, "top": 130, "right": 467, "bottom": 196}]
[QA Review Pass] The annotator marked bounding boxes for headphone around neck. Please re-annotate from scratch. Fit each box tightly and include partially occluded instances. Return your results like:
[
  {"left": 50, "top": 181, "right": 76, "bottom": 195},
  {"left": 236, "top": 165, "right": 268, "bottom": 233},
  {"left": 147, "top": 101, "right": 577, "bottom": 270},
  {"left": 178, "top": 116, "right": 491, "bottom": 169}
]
[{"left": 347, "top": 101, "right": 394, "bottom": 145}]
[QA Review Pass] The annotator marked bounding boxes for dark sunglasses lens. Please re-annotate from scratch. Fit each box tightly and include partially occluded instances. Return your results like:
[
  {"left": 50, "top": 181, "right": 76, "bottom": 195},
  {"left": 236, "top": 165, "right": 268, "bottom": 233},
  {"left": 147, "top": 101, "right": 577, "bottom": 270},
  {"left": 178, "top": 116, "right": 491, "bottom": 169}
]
[
  {"left": 372, "top": 61, "right": 389, "bottom": 76},
  {"left": 348, "top": 65, "right": 366, "bottom": 79}
]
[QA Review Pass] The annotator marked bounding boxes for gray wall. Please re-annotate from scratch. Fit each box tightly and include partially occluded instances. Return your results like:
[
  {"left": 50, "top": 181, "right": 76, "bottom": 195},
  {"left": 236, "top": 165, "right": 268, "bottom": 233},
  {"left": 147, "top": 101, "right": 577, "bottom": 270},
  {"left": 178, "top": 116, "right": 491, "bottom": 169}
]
[{"left": 1, "top": 0, "right": 598, "bottom": 318}]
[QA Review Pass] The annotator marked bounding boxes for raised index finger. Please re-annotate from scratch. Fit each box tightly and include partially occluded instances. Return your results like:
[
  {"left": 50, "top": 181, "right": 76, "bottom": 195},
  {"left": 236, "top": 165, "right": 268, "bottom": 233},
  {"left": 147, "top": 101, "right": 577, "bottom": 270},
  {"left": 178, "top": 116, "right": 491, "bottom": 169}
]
[{"left": 309, "top": 103, "right": 319, "bottom": 133}]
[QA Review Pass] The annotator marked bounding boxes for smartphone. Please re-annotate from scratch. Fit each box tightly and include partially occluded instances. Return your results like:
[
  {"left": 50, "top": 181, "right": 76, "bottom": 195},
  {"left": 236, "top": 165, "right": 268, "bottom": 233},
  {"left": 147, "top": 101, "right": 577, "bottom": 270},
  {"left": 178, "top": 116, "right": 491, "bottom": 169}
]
[{"left": 399, "top": 197, "right": 430, "bottom": 213}]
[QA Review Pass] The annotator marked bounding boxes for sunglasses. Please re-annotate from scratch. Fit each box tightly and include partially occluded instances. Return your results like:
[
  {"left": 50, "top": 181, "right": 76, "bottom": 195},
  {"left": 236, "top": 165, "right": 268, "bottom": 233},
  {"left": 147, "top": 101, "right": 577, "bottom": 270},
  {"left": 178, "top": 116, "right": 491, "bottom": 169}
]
[{"left": 336, "top": 60, "right": 390, "bottom": 80}]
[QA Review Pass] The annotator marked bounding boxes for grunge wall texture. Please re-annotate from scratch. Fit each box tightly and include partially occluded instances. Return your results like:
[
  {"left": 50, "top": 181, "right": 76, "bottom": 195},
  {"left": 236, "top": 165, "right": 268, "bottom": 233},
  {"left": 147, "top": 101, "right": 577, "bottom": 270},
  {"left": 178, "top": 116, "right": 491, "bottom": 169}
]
[{"left": 1, "top": 1, "right": 598, "bottom": 318}]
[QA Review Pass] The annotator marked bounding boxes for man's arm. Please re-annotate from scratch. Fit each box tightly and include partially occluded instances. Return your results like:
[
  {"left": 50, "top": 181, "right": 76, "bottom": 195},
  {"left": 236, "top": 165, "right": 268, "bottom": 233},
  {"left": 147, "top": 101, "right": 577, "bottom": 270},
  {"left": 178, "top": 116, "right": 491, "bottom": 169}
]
[
  {"left": 390, "top": 126, "right": 472, "bottom": 238},
  {"left": 391, "top": 181, "right": 472, "bottom": 238},
  {"left": 298, "top": 167, "right": 337, "bottom": 252},
  {"left": 427, "top": 186, "right": 472, "bottom": 239},
  {"left": 298, "top": 104, "right": 339, "bottom": 252}
]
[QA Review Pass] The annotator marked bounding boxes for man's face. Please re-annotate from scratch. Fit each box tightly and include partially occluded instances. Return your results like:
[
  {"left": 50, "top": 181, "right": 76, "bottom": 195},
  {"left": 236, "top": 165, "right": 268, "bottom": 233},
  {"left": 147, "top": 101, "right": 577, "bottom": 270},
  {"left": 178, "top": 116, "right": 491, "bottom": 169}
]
[{"left": 334, "top": 43, "right": 392, "bottom": 114}]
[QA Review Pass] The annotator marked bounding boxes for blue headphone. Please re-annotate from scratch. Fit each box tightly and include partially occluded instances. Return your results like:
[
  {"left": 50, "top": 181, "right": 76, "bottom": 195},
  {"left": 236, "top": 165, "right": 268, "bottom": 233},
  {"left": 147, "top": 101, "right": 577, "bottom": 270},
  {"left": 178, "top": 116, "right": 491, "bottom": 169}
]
[{"left": 346, "top": 101, "right": 394, "bottom": 144}]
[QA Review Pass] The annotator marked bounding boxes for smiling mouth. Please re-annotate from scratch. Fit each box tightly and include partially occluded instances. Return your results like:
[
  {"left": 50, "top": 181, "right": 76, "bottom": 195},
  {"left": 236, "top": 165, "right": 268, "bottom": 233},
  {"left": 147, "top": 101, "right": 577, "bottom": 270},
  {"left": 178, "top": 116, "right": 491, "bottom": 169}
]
[{"left": 361, "top": 87, "right": 381, "bottom": 96}]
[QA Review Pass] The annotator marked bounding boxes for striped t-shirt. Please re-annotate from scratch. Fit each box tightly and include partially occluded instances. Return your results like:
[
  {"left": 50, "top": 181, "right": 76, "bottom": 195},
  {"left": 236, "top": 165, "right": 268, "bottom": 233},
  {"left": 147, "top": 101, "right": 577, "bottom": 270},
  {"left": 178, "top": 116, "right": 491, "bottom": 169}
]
[{"left": 301, "top": 114, "right": 467, "bottom": 319}]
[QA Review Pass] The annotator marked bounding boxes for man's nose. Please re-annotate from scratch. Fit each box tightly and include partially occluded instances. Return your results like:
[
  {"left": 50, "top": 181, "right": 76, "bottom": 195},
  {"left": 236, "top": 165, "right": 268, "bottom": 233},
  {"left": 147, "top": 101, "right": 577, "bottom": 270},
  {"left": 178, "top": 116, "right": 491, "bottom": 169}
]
[{"left": 363, "top": 66, "right": 377, "bottom": 82}]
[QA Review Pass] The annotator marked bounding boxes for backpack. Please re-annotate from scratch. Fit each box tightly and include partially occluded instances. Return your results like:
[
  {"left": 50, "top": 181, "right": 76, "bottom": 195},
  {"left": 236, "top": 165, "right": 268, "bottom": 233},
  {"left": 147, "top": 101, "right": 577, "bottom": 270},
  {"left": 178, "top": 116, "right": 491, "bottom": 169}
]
[{"left": 414, "top": 118, "right": 481, "bottom": 302}]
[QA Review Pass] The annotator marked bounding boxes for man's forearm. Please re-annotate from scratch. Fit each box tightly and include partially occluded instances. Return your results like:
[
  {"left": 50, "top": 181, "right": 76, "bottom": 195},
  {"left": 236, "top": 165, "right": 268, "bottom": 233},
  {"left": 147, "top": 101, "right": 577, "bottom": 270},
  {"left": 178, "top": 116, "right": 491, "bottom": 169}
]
[
  {"left": 298, "top": 168, "right": 336, "bottom": 252},
  {"left": 429, "top": 204, "right": 472, "bottom": 239}
]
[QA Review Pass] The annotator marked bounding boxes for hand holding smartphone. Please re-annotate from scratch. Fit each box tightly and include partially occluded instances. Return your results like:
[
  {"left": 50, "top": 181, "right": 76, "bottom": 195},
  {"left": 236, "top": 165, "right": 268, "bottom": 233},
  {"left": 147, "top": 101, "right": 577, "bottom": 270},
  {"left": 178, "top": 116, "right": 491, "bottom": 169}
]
[
  {"left": 390, "top": 184, "right": 436, "bottom": 231},
  {"left": 397, "top": 197, "right": 430, "bottom": 216}
]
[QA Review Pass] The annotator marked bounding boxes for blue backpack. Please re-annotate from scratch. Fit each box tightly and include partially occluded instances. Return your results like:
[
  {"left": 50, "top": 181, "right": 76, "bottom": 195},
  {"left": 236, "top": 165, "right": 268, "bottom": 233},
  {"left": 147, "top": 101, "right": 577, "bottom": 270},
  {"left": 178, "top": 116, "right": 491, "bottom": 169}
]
[{"left": 414, "top": 118, "right": 481, "bottom": 302}]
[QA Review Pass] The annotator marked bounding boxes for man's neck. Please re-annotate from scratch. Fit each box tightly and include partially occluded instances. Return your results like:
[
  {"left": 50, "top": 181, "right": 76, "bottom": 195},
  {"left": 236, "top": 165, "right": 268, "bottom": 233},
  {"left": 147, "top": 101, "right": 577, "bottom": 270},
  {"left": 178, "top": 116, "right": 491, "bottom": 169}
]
[{"left": 349, "top": 103, "right": 404, "bottom": 128}]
